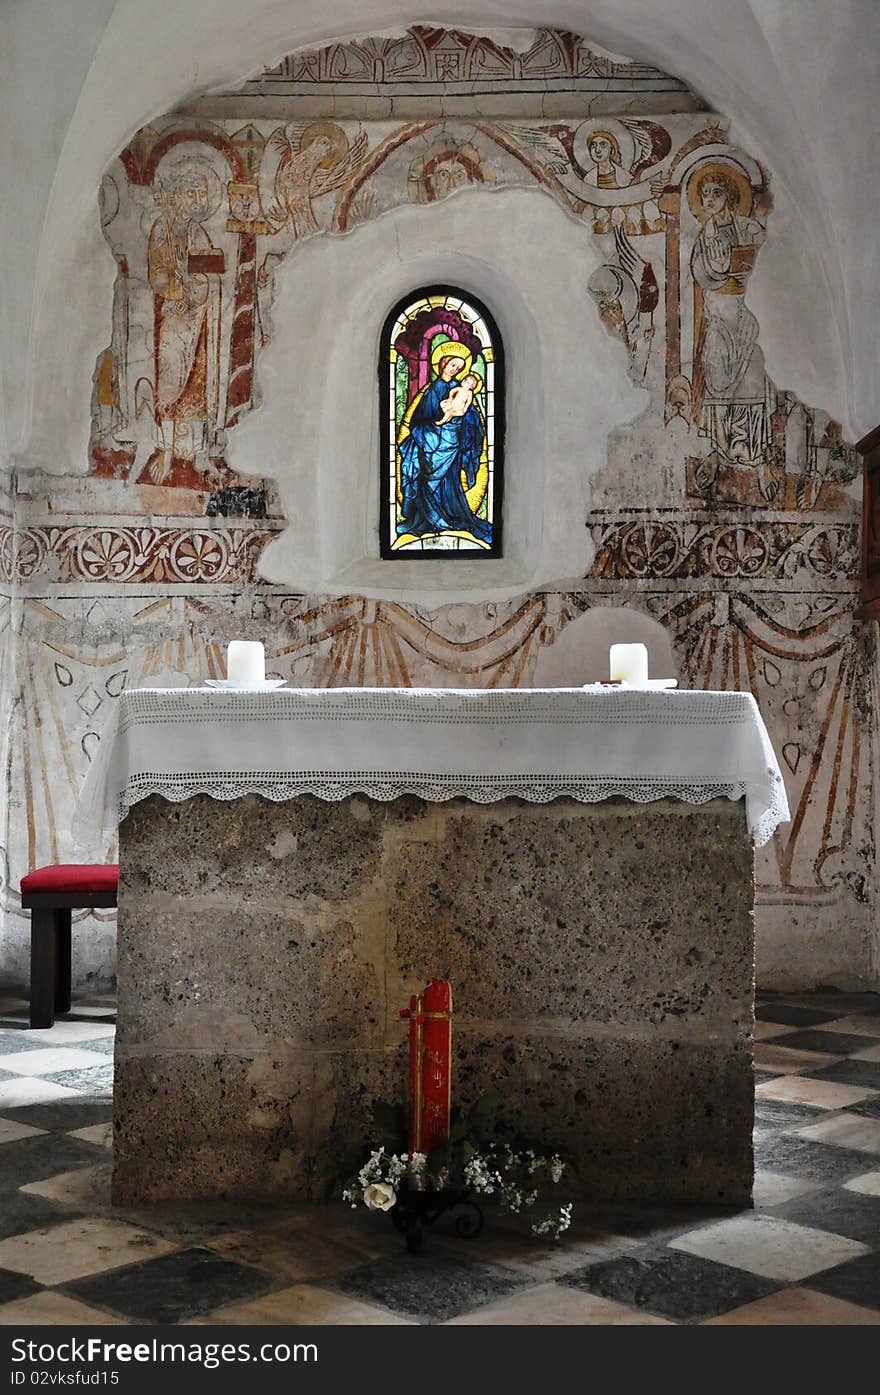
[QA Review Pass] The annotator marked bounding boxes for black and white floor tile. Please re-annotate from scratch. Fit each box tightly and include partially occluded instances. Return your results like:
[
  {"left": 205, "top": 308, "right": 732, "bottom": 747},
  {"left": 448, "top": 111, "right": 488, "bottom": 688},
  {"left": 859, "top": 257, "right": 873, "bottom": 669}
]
[{"left": 0, "top": 989, "right": 878, "bottom": 1325}]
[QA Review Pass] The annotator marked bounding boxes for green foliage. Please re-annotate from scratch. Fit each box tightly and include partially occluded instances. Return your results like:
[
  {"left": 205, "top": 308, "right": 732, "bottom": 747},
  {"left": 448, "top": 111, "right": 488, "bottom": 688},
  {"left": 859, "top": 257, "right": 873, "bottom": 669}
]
[
  {"left": 312, "top": 1141, "right": 364, "bottom": 1201},
  {"left": 426, "top": 1091, "right": 501, "bottom": 1184},
  {"left": 371, "top": 1098, "right": 408, "bottom": 1151}
]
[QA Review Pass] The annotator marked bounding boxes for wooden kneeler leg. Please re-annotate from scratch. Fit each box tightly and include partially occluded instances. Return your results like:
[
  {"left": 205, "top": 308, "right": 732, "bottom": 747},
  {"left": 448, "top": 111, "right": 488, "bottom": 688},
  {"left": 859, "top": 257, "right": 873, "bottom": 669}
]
[
  {"left": 55, "top": 909, "right": 72, "bottom": 1014},
  {"left": 30, "top": 908, "right": 58, "bottom": 1029}
]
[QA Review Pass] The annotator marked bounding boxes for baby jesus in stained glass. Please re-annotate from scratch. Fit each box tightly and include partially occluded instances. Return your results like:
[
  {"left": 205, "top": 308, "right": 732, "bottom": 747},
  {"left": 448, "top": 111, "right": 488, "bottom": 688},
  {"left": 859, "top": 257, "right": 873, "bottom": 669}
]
[{"left": 435, "top": 372, "right": 481, "bottom": 426}]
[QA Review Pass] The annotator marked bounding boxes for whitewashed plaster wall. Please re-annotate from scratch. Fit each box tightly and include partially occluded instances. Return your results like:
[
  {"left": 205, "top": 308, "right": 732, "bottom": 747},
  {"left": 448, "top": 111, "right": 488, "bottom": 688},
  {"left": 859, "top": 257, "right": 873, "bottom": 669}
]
[{"left": 241, "top": 189, "right": 643, "bottom": 604}]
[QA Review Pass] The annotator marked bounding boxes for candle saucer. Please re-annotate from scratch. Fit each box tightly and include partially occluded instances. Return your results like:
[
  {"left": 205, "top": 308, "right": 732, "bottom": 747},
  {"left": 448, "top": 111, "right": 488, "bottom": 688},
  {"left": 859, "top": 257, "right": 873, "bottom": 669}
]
[
  {"left": 205, "top": 678, "right": 287, "bottom": 691},
  {"left": 627, "top": 678, "right": 678, "bottom": 689},
  {"left": 587, "top": 679, "right": 678, "bottom": 690}
]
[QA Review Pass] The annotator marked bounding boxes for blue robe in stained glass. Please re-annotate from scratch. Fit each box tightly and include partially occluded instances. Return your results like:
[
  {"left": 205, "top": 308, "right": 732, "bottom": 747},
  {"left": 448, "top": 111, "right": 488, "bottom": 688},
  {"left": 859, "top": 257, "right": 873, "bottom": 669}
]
[{"left": 397, "top": 376, "right": 491, "bottom": 545}]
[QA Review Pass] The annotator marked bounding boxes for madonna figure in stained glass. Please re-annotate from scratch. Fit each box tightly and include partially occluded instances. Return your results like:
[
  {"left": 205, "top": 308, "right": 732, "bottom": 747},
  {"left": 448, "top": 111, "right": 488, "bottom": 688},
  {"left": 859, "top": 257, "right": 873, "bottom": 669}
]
[
  {"left": 396, "top": 340, "right": 491, "bottom": 548},
  {"left": 382, "top": 288, "right": 502, "bottom": 558}
]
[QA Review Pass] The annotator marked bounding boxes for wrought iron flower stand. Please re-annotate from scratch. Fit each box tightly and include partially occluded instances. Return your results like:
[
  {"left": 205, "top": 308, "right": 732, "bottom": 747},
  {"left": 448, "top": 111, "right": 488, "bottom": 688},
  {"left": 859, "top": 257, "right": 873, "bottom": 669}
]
[{"left": 391, "top": 1187, "right": 484, "bottom": 1253}]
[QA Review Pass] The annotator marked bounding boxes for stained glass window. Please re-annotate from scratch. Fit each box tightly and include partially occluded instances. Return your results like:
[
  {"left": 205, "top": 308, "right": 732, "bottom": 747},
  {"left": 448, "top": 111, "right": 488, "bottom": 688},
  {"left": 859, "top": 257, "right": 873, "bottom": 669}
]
[{"left": 380, "top": 287, "right": 503, "bottom": 558}]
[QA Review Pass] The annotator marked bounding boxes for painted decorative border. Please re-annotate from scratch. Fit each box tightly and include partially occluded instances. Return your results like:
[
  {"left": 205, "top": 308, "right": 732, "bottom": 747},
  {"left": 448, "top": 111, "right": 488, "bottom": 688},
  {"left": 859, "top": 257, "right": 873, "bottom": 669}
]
[
  {"left": 589, "top": 519, "right": 859, "bottom": 582},
  {"left": 1, "top": 524, "right": 282, "bottom": 586},
  {"left": 0, "top": 519, "right": 859, "bottom": 586},
  {"left": 249, "top": 27, "right": 698, "bottom": 93}
]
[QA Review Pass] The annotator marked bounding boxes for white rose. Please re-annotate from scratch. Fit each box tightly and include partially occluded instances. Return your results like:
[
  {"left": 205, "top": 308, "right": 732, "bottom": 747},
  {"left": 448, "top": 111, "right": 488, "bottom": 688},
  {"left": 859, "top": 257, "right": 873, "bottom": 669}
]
[{"left": 363, "top": 1182, "right": 396, "bottom": 1211}]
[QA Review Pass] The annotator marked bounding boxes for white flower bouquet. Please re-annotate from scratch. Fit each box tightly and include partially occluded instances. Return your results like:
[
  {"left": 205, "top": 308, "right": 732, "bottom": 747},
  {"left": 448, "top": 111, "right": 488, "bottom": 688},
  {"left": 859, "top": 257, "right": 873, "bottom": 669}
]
[{"left": 339, "top": 1095, "right": 574, "bottom": 1247}]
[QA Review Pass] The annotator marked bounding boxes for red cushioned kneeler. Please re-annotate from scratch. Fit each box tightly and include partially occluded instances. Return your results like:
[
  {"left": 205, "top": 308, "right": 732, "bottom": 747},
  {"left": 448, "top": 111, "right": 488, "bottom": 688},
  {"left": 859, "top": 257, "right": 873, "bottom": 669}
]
[
  {"left": 21, "top": 864, "right": 118, "bottom": 895},
  {"left": 20, "top": 864, "right": 119, "bottom": 1029}
]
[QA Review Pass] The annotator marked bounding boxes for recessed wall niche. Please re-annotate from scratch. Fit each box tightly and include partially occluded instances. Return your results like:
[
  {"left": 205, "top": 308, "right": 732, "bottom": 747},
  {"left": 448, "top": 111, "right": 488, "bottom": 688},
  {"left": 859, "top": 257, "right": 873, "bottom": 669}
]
[{"left": 235, "top": 190, "right": 627, "bottom": 604}]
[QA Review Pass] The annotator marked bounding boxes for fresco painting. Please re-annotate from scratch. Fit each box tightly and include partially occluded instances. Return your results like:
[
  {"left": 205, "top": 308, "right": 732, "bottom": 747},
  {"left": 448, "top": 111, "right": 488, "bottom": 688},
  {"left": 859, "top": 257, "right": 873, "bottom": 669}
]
[
  {"left": 0, "top": 27, "right": 870, "bottom": 986},
  {"left": 86, "top": 96, "right": 860, "bottom": 524}
]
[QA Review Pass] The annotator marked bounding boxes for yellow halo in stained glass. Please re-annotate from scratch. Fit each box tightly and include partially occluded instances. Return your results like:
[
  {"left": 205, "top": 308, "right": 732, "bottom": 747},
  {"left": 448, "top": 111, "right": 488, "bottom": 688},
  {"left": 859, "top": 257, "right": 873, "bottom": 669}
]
[{"left": 430, "top": 340, "right": 473, "bottom": 378}]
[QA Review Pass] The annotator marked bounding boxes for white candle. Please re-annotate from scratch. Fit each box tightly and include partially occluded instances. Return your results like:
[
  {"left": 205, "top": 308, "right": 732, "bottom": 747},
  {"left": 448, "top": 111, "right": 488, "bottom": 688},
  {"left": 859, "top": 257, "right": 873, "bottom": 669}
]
[
  {"left": 227, "top": 640, "right": 265, "bottom": 686},
  {"left": 609, "top": 643, "right": 648, "bottom": 686}
]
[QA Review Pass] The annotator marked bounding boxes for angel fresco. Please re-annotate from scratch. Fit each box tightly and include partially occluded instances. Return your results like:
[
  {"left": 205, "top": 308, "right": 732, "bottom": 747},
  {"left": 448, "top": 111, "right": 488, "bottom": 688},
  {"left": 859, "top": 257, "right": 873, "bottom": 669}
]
[
  {"left": 495, "top": 117, "right": 670, "bottom": 233},
  {"left": 580, "top": 130, "right": 634, "bottom": 189},
  {"left": 264, "top": 120, "right": 368, "bottom": 238}
]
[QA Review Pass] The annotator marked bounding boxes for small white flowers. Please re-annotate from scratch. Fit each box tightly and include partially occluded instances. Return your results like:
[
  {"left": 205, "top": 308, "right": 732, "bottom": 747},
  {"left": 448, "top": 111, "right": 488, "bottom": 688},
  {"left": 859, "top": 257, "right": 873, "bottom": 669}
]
[
  {"left": 356, "top": 1147, "right": 413, "bottom": 1190},
  {"left": 531, "top": 1202, "right": 573, "bottom": 1241},
  {"left": 363, "top": 1182, "right": 397, "bottom": 1211},
  {"left": 345, "top": 1134, "right": 572, "bottom": 1242},
  {"left": 463, "top": 1154, "right": 501, "bottom": 1194}
]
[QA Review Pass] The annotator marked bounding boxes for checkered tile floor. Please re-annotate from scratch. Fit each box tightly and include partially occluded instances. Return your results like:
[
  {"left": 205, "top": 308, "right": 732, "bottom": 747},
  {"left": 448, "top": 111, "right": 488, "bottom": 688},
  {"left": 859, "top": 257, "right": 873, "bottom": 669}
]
[{"left": 0, "top": 989, "right": 878, "bottom": 1325}]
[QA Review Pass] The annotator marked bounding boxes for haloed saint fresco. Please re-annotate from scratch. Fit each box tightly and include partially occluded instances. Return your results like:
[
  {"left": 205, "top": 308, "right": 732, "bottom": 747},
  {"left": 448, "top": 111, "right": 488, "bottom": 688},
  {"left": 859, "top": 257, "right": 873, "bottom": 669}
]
[{"left": 382, "top": 290, "right": 502, "bottom": 557}]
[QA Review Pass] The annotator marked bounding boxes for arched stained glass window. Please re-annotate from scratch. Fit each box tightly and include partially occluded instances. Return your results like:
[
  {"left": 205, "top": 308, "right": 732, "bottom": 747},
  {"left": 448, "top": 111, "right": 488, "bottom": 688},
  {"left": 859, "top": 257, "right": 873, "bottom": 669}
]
[{"left": 380, "top": 287, "right": 504, "bottom": 559}]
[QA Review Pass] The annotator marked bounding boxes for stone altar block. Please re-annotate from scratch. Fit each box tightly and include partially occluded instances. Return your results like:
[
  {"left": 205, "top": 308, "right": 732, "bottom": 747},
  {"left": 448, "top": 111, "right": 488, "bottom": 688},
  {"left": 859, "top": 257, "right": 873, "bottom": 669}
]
[{"left": 113, "top": 792, "right": 755, "bottom": 1206}]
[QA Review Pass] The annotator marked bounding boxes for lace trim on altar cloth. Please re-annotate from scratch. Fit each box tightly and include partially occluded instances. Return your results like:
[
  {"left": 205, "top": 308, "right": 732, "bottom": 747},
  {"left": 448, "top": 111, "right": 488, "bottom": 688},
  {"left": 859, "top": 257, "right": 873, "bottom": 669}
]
[
  {"left": 118, "top": 686, "right": 759, "bottom": 731},
  {"left": 116, "top": 770, "right": 786, "bottom": 846}
]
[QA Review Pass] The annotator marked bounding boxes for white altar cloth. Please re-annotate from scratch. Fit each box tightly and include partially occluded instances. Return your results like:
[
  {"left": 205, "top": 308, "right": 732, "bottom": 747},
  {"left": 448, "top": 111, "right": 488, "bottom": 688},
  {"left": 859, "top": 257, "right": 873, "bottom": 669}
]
[{"left": 74, "top": 686, "right": 789, "bottom": 847}]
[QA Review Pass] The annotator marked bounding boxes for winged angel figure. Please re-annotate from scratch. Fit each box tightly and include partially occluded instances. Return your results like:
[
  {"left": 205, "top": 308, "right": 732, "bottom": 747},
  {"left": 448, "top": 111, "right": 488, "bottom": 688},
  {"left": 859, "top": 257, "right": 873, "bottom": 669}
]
[
  {"left": 264, "top": 121, "right": 369, "bottom": 239},
  {"left": 494, "top": 118, "right": 670, "bottom": 229}
]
